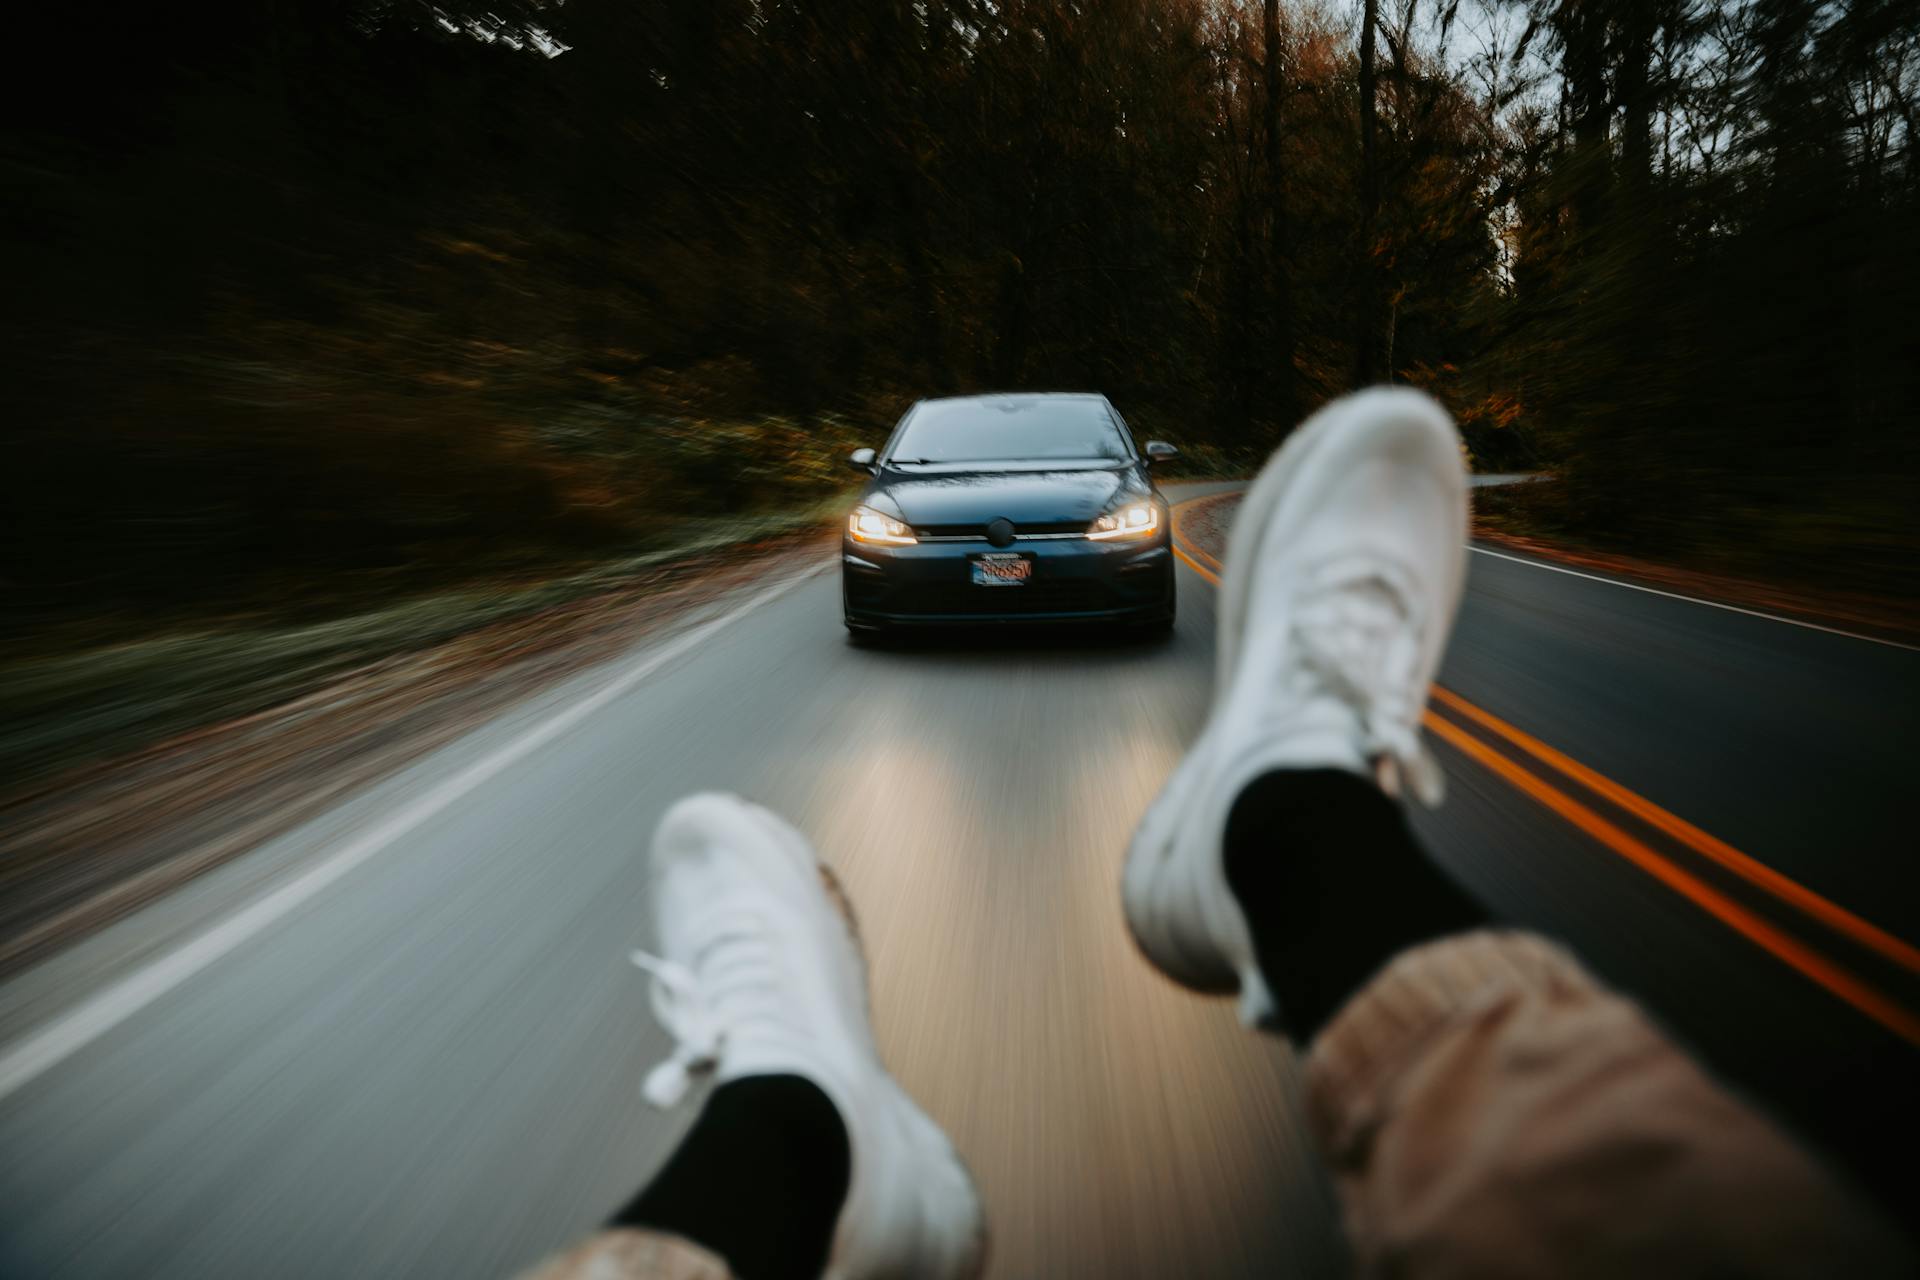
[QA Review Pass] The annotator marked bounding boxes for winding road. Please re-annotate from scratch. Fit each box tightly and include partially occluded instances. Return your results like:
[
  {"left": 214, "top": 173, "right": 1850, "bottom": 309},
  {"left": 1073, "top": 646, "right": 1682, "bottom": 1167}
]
[{"left": 2, "top": 482, "right": 1915, "bottom": 1277}]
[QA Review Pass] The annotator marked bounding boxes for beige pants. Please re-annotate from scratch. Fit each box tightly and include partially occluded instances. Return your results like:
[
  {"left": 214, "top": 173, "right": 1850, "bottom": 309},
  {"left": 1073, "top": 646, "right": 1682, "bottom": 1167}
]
[{"left": 524, "top": 931, "right": 1911, "bottom": 1279}]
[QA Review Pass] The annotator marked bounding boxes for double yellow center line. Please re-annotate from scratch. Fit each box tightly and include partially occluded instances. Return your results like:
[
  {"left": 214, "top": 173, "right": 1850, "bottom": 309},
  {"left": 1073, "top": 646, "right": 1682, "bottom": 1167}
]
[{"left": 1167, "top": 495, "right": 1920, "bottom": 1047}]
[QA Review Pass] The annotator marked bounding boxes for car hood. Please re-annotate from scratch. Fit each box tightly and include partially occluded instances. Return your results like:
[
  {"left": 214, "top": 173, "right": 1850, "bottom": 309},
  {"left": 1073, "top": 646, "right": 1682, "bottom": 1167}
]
[{"left": 873, "top": 465, "right": 1137, "bottom": 526}]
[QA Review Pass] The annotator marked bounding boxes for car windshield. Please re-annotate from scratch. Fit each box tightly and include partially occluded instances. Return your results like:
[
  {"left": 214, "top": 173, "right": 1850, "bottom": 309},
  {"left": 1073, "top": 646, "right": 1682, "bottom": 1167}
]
[{"left": 887, "top": 398, "right": 1129, "bottom": 464}]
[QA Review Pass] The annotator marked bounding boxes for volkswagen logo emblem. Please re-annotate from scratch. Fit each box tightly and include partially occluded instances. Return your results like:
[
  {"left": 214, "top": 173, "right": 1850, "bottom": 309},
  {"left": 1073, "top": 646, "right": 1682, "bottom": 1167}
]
[{"left": 986, "top": 518, "right": 1017, "bottom": 548}]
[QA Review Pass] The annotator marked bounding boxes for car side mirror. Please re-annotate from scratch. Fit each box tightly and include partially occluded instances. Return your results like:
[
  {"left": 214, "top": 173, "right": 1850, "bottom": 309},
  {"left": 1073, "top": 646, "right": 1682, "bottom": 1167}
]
[
  {"left": 1145, "top": 441, "right": 1179, "bottom": 465},
  {"left": 848, "top": 447, "right": 877, "bottom": 474}
]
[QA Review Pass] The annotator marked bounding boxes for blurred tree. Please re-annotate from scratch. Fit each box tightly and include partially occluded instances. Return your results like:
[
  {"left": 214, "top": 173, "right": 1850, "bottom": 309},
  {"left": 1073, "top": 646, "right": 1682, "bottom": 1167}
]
[{"left": 4, "top": 0, "right": 1915, "bottom": 627}]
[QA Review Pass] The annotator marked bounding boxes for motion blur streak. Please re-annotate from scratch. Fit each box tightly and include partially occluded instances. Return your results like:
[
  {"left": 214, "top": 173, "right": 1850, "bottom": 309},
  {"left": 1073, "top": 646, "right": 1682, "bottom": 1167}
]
[
  {"left": 1427, "top": 686, "right": 1920, "bottom": 976},
  {"left": 1464, "top": 547, "right": 1920, "bottom": 653},
  {"left": 1168, "top": 496, "right": 1920, "bottom": 1048},
  {"left": 1422, "top": 713, "right": 1920, "bottom": 1049},
  {"left": 3, "top": 483, "right": 1916, "bottom": 1276},
  {"left": 793, "top": 683, "right": 1338, "bottom": 1274},
  {"left": 0, "top": 502, "right": 1352, "bottom": 1277},
  {"left": 0, "top": 568, "right": 824, "bottom": 1103}
]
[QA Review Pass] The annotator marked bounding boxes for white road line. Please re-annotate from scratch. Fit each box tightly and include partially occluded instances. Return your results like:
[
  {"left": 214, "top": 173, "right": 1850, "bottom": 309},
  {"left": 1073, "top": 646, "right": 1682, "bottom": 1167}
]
[
  {"left": 1468, "top": 546, "right": 1919, "bottom": 652},
  {"left": 0, "top": 565, "right": 827, "bottom": 1102},
  {"left": 1177, "top": 490, "right": 1913, "bottom": 654}
]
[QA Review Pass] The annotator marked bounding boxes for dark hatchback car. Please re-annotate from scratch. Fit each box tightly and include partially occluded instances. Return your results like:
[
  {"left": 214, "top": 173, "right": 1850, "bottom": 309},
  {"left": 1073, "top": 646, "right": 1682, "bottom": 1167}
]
[{"left": 841, "top": 393, "right": 1178, "bottom": 637}]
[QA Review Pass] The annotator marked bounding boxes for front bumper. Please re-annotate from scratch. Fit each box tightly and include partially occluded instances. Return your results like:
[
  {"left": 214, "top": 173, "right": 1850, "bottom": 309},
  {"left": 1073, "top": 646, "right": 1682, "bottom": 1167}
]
[{"left": 842, "top": 534, "right": 1175, "bottom": 627}]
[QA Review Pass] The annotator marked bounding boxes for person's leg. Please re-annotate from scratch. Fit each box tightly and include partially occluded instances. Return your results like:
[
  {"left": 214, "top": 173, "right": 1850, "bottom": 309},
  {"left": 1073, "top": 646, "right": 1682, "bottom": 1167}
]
[
  {"left": 1222, "top": 767, "right": 1484, "bottom": 1039},
  {"left": 1123, "top": 387, "right": 1912, "bottom": 1275},
  {"left": 520, "top": 794, "right": 984, "bottom": 1280},
  {"left": 1304, "top": 929, "right": 1913, "bottom": 1277},
  {"left": 607, "top": 1075, "right": 850, "bottom": 1280},
  {"left": 1123, "top": 387, "right": 1471, "bottom": 1028}
]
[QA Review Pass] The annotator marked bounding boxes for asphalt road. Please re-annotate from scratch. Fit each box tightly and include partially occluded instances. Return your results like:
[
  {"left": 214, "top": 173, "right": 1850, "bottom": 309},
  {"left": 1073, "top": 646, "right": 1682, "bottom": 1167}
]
[{"left": 2, "top": 482, "right": 1916, "bottom": 1277}]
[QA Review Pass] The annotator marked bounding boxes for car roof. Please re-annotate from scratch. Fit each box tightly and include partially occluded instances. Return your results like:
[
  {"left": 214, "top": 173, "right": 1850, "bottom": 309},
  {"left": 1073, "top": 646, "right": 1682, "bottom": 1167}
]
[{"left": 914, "top": 392, "right": 1107, "bottom": 406}]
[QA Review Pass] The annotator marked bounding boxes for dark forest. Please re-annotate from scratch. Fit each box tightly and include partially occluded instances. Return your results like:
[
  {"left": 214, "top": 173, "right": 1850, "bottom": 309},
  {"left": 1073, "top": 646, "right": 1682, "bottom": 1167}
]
[{"left": 8, "top": 0, "right": 1918, "bottom": 625}]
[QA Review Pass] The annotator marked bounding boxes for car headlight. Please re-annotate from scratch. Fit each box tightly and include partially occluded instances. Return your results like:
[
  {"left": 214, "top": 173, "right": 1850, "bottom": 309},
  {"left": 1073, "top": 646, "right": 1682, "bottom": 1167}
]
[
  {"left": 1088, "top": 500, "right": 1160, "bottom": 541},
  {"left": 848, "top": 504, "right": 917, "bottom": 545}
]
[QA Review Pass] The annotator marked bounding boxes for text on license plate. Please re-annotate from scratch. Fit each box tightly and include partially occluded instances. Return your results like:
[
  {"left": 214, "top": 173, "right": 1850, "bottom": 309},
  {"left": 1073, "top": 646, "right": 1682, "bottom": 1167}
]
[{"left": 971, "top": 555, "right": 1032, "bottom": 586}]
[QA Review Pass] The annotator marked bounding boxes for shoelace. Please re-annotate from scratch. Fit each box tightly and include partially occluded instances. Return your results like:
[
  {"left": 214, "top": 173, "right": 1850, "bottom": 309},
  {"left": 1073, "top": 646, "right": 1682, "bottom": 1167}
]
[
  {"left": 1289, "top": 555, "right": 1445, "bottom": 805},
  {"left": 629, "top": 912, "right": 787, "bottom": 1108},
  {"left": 628, "top": 950, "right": 720, "bottom": 1107}
]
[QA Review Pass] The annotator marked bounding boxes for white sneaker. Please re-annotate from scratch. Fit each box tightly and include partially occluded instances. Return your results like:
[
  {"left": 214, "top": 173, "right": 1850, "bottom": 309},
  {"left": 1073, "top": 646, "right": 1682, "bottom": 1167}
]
[
  {"left": 630, "top": 793, "right": 986, "bottom": 1280},
  {"left": 1123, "top": 388, "right": 1468, "bottom": 1026}
]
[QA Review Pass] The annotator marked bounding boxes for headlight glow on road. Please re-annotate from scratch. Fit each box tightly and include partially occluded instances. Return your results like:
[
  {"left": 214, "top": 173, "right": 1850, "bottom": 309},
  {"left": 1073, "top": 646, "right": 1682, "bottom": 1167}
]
[
  {"left": 1088, "top": 501, "right": 1160, "bottom": 541},
  {"left": 849, "top": 505, "right": 917, "bottom": 545}
]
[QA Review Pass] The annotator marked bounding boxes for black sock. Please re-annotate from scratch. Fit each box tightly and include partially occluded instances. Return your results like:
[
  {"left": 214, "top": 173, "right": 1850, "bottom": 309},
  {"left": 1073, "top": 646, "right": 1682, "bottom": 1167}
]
[
  {"left": 1224, "top": 768, "right": 1488, "bottom": 1040},
  {"left": 611, "top": 1074, "right": 850, "bottom": 1280}
]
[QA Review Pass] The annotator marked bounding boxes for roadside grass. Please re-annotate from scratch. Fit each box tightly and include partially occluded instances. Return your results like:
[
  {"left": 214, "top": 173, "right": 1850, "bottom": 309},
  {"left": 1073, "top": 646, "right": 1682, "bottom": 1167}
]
[
  {"left": 3, "top": 441, "right": 1254, "bottom": 798},
  {"left": 0, "top": 495, "right": 850, "bottom": 795}
]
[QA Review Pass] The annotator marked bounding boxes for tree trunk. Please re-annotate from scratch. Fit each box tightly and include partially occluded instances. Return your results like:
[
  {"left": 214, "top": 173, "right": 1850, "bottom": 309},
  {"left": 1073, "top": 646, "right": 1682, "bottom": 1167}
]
[
  {"left": 1384, "top": 287, "right": 1398, "bottom": 382},
  {"left": 1354, "top": 0, "right": 1381, "bottom": 386},
  {"left": 1616, "top": 0, "right": 1657, "bottom": 201},
  {"left": 1553, "top": 1, "right": 1613, "bottom": 239},
  {"left": 1262, "top": 0, "right": 1296, "bottom": 423}
]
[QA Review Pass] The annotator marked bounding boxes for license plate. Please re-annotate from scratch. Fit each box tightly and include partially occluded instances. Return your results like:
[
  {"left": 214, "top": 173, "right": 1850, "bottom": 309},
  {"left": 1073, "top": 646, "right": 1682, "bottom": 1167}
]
[{"left": 970, "top": 554, "right": 1032, "bottom": 586}]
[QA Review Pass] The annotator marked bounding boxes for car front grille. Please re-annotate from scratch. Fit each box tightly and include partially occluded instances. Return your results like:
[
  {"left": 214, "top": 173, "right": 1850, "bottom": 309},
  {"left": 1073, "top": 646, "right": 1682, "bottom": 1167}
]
[{"left": 913, "top": 520, "right": 1089, "bottom": 539}]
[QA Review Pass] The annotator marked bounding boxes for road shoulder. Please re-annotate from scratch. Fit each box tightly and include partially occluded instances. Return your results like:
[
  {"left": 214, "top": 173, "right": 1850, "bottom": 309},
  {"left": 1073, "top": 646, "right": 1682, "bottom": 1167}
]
[
  {"left": 1177, "top": 488, "right": 1919, "bottom": 647},
  {"left": 0, "top": 531, "right": 836, "bottom": 985}
]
